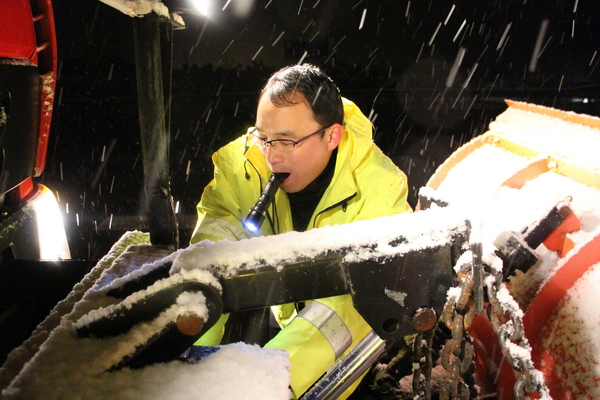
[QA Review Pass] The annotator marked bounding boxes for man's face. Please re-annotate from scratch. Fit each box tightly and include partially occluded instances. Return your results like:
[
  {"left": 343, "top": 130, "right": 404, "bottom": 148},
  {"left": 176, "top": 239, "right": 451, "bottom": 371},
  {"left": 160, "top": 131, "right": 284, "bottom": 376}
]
[{"left": 254, "top": 93, "right": 338, "bottom": 193}]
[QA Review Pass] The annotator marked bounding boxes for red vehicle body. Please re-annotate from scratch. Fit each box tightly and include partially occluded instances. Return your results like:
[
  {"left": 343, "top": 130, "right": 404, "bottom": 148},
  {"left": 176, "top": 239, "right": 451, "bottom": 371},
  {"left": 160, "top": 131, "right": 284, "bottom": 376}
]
[
  {"left": 0, "top": 0, "right": 67, "bottom": 260},
  {"left": 0, "top": 0, "right": 89, "bottom": 364}
]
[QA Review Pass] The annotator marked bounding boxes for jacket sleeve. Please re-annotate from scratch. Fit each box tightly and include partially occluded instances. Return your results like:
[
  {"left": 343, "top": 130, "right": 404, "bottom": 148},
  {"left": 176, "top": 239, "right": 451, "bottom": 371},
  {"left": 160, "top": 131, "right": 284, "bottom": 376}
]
[
  {"left": 264, "top": 295, "right": 373, "bottom": 398},
  {"left": 190, "top": 151, "right": 251, "bottom": 244},
  {"left": 354, "top": 152, "right": 413, "bottom": 222}
]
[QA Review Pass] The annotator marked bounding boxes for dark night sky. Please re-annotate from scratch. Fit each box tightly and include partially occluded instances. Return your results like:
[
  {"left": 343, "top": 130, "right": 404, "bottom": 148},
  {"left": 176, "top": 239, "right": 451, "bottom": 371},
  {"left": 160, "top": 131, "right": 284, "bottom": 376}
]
[{"left": 43, "top": 0, "right": 600, "bottom": 259}]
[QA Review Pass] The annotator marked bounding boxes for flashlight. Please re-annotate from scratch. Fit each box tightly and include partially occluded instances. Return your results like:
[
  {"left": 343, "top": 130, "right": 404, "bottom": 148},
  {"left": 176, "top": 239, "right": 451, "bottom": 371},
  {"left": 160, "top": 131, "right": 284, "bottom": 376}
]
[{"left": 243, "top": 172, "right": 290, "bottom": 233}]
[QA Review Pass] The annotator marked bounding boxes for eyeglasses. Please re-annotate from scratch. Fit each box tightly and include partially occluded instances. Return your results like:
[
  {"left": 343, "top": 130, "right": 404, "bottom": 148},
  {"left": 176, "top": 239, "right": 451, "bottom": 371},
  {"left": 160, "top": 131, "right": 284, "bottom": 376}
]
[{"left": 248, "top": 124, "right": 332, "bottom": 152}]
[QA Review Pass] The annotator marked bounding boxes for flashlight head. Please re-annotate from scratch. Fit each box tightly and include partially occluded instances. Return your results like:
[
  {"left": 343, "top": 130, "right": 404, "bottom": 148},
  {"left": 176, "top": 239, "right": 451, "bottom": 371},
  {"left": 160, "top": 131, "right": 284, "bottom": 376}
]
[
  {"left": 243, "top": 172, "right": 289, "bottom": 234},
  {"left": 243, "top": 209, "right": 265, "bottom": 233}
]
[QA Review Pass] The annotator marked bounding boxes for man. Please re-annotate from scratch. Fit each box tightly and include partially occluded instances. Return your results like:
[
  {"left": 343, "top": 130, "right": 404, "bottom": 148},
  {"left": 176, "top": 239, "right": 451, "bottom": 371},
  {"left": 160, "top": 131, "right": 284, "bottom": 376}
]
[{"left": 190, "top": 64, "right": 411, "bottom": 398}]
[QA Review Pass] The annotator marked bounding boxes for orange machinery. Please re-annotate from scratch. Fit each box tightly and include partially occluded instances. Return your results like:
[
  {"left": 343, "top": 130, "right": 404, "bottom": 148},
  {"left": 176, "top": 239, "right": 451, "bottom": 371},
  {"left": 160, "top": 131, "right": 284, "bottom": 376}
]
[{"left": 426, "top": 100, "right": 600, "bottom": 399}]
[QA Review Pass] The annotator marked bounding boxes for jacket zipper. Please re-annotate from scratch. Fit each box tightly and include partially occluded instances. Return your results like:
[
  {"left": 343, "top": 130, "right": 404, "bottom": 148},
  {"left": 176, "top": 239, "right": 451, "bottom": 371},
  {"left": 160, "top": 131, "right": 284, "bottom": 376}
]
[{"left": 310, "top": 192, "right": 357, "bottom": 229}]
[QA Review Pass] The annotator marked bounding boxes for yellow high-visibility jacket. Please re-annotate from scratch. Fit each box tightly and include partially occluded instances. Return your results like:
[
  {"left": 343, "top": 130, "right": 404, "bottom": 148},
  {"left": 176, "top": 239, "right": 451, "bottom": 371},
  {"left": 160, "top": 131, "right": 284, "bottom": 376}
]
[{"left": 191, "top": 98, "right": 412, "bottom": 398}]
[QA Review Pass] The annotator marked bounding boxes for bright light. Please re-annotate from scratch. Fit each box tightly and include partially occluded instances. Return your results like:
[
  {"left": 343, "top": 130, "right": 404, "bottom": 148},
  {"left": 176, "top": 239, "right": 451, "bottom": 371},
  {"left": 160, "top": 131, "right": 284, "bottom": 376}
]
[
  {"left": 243, "top": 219, "right": 260, "bottom": 233},
  {"left": 190, "top": 0, "right": 209, "bottom": 16},
  {"left": 32, "top": 185, "right": 71, "bottom": 260}
]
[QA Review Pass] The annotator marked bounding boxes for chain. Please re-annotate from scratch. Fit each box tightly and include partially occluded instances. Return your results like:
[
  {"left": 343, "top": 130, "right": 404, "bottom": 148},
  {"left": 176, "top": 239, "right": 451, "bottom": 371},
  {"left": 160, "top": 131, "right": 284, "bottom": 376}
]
[
  {"left": 485, "top": 267, "right": 551, "bottom": 400},
  {"left": 411, "top": 329, "right": 434, "bottom": 400},
  {"left": 409, "top": 254, "right": 477, "bottom": 399},
  {"left": 438, "top": 265, "right": 477, "bottom": 400},
  {"left": 436, "top": 249, "right": 551, "bottom": 399}
]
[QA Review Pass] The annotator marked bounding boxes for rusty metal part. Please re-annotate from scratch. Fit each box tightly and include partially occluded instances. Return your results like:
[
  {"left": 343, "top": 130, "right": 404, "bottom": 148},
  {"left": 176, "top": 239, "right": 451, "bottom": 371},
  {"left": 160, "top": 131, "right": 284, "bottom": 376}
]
[
  {"left": 176, "top": 314, "right": 204, "bottom": 336},
  {"left": 412, "top": 308, "right": 438, "bottom": 332},
  {"left": 437, "top": 247, "right": 550, "bottom": 399},
  {"left": 412, "top": 329, "right": 434, "bottom": 400},
  {"left": 437, "top": 257, "right": 481, "bottom": 399},
  {"left": 485, "top": 270, "right": 550, "bottom": 400}
]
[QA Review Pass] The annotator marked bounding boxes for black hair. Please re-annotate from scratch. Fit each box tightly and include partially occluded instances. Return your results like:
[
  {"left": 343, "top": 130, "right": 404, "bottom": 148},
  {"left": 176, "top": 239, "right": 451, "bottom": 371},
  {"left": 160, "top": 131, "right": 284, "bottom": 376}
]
[{"left": 259, "top": 64, "right": 344, "bottom": 128}]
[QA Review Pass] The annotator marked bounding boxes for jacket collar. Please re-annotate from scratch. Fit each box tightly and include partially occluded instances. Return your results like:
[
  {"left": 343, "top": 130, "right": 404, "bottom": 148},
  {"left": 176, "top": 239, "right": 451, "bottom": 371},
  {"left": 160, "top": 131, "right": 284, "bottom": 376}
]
[
  {"left": 321, "top": 98, "right": 372, "bottom": 206},
  {"left": 242, "top": 98, "right": 372, "bottom": 206}
]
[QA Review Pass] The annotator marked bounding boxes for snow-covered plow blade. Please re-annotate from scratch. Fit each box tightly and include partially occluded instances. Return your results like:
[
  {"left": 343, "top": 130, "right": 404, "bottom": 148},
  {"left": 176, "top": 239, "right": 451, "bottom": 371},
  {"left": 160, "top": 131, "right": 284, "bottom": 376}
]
[{"left": 426, "top": 100, "right": 600, "bottom": 399}]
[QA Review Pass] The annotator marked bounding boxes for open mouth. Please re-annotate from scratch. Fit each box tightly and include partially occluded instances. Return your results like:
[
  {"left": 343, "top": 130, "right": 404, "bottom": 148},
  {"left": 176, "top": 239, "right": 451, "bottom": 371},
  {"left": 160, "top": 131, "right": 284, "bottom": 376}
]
[{"left": 273, "top": 172, "right": 291, "bottom": 184}]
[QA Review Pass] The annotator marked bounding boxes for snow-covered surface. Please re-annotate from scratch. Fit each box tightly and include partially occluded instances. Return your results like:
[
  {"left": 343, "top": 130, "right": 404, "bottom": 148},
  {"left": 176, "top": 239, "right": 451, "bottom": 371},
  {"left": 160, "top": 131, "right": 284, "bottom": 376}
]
[
  {"left": 98, "top": 0, "right": 186, "bottom": 27},
  {"left": 0, "top": 231, "right": 151, "bottom": 390},
  {"left": 40, "top": 73, "right": 55, "bottom": 118},
  {"left": 436, "top": 143, "right": 531, "bottom": 196},
  {"left": 170, "top": 205, "right": 469, "bottom": 277},
  {"left": 490, "top": 106, "right": 600, "bottom": 170},
  {"left": 1, "top": 205, "right": 469, "bottom": 399},
  {"left": 508, "top": 172, "right": 600, "bottom": 308},
  {"left": 431, "top": 102, "right": 600, "bottom": 396},
  {"left": 99, "top": 0, "right": 170, "bottom": 18},
  {"left": 539, "top": 261, "right": 600, "bottom": 398},
  {"left": 0, "top": 231, "right": 292, "bottom": 399},
  {"left": 72, "top": 268, "right": 217, "bottom": 333}
]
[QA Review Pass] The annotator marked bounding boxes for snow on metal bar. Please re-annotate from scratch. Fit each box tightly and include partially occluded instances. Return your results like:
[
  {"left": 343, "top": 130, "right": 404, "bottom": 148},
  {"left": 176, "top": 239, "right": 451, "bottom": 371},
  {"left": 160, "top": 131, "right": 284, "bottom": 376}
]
[
  {"left": 98, "top": 0, "right": 176, "bottom": 21},
  {"left": 170, "top": 205, "right": 470, "bottom": 279}
]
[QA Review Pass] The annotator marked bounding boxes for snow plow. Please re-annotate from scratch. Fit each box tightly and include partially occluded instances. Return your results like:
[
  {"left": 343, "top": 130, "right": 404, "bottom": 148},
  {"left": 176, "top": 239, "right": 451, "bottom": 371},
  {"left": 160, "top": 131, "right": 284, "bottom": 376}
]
[
  {"left": 426, "top": 100, "right": 600, "bottom": 399},
  {"left": 1, "top": 100, "right": 600, "bottom": 399}
]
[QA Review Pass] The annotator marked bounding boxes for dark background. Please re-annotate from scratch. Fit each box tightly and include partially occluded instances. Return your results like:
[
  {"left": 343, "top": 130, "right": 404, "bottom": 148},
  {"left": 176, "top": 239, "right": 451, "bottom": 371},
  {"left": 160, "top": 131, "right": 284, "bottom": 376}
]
[{"left": 41, "top": 0, "right": 600, "bottom": 260}]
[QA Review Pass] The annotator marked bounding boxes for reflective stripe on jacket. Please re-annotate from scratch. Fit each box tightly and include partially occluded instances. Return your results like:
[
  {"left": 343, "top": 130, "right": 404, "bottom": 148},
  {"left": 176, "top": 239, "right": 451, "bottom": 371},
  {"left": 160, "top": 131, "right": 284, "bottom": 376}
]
[{"left": 191, "top": 98, "right": 412, "bottom": 397}]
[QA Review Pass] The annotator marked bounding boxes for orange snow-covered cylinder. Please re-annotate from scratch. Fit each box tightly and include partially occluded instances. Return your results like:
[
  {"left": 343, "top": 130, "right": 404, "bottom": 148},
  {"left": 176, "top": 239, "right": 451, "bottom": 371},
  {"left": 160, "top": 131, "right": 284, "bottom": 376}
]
[{"left": 426, "top": 100, "right": 600, "bottom": 399}]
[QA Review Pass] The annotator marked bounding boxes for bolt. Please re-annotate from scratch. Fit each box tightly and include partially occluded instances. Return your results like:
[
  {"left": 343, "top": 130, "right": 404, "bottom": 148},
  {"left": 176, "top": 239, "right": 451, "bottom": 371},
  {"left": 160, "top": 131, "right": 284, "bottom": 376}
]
[
  {"left": 412, "top": 308, "right": 437, "bottom": 331},
  {"left": 176, "top": 314, "right": 205, "bottom": 336}
]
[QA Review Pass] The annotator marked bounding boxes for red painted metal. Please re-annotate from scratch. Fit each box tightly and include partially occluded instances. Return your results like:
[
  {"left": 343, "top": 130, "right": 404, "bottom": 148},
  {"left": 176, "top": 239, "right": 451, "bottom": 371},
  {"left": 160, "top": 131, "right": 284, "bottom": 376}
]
[
  {"left": 523, "top": 233, "right": 600, "bottom": 398},
  {"left": 0, "top": 0, "right": 37, "bottom": 61},
  {"left": 4, "top": 177, "right": 35, "bottom": 205},
  {"left": 0, "top": 0, "right": 57, "bottom": 178},
  {"left": 31, "top": 0, "right": 58, "bottom": 177}
]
